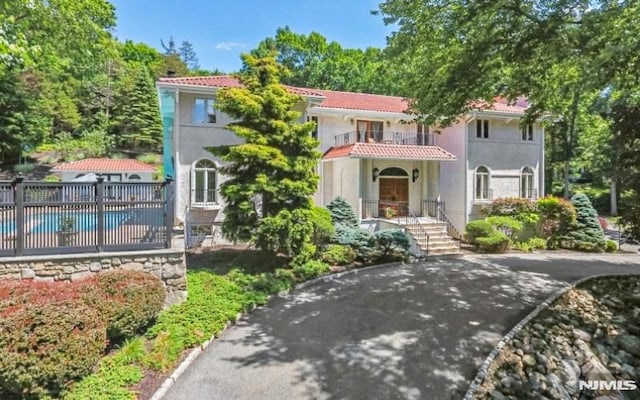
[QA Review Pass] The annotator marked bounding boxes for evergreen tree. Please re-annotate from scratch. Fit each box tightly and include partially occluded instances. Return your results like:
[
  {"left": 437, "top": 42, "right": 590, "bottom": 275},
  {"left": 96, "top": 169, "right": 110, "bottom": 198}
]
[
  {"left": 326, "top": 197, "right": 358, "bottom": 228},
  {"left": 112, "top": 65, "right": 162, "bottom": 150},
  {"left": 563, "top": 193, "right": 606, "bottom": 252},
  {"left": 210, "top": 52, "right": 321, "bottom": 246},
  {"left": 179, "top": 40, "right": 200, "bottom": 70}
]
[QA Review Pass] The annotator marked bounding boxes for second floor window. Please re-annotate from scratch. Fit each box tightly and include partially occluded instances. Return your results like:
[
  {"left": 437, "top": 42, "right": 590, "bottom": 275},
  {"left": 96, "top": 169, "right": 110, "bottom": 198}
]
[
  {"left": 476, "top": 119, "right": 489, "bottom": 139},
  {"left": 193, "top": 98, "right": 216, "bottom": 124},
  {"left": 308, "top": 116, "right": 318, "bottom": 140},
  {"left": 522, "top": 124, "right": 533, "bottom": 141},
  {"left": 357, "top": 120, "right": 384, "bottom": 143},
  {"left": 475, "top": 166, "right": 490, "bottom": 200}
]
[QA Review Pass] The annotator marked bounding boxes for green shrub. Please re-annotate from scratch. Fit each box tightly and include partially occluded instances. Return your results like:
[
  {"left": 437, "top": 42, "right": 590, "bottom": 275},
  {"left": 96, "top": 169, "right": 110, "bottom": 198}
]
[
  {"left": 326, "top": 197, "right": 358, "bottom": 228},
  {"left": 255, "top": 208, "right": 316, "bottom": 263},
  {"left": 527, "top": 237, "right": 547, "bottom": 250},
  {"left": 486, "top": 216, "right": 523, "bottom": 240},
  {"left": 537, "top": 196, "right": 577, "bottom": 240},
  {"left": 605, "top": 239, "right": 618, "bottom": 253},
  {"left": 576, "top": 186, "right": 611, "bottom": 215},
  {"left": 13, "top": 162, "right": 35, "bottom": 174},
  {"left": 482, "top": 197, "right": 537, "bottom": 217},
  {"left": 322, "top": 244, "right": 356, "bottom": 265},
  {"left": 561, "top": 193, "right": 606, "bottom": 252},
  {"left": 364, "top": 229, "right": 411, "bottom": 263},
  {"left": 292, "top": 260, "right": 330, "bottom": 281},
  {"left": 310, "top": 206, "right": 334, "bottom": 250},
  {"left": 464, "top": 220, "right": 495, "bottom": 244},
  {"left": 136, "top": 152, "right": 162, "bottom": 165},
  {"left": 83, "top": 271, "right": 165, "bottom": 343},
  {"left": 0, "top": 300, "right": 106, "bottom": 398},
  {"left": 43, "top": 174, "right": 61, "bottom": 182},
  {"left": 332, "top": 223, "right": 372, "bottom": 248},
  {"left": 476, "top": 232, "right": 511, "bottom": 253}
]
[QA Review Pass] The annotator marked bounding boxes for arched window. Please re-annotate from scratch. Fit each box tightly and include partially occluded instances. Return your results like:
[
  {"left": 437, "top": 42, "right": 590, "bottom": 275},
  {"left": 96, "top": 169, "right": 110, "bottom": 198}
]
[
  {"left": 128, "top": 174, "right": 141, "bottom": 180},
  {"left": 379, "top": 167, "right": 408, "bottom": 176},
  {"left": 192, "top": 159, "right": 217, "bottom": 204},
  {"left": 521, "top": 167, "right": 535, "bottom": 198},
  {"left": 475, "top": 166, "right": 490, "bottom": 200}
]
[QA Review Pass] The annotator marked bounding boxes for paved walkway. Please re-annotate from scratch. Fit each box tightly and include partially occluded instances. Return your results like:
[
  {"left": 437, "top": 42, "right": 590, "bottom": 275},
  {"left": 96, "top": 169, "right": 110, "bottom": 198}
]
[{"left": 163, "top": 254, "right": 640, "bottom": 400}]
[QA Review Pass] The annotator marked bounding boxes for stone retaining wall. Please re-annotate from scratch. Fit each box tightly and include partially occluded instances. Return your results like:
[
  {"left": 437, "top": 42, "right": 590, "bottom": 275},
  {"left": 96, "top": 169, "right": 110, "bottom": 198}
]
[{"left": 0, "top": 249, "right": 187, "bottom": 306}]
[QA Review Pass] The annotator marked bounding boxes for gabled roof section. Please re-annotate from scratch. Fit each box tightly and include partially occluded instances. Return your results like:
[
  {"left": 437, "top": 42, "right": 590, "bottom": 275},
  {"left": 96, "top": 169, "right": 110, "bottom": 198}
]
[
  {"left": 323, "top": 143, "right": 456, "bottom": 161},
  {"left": 52, "top": 158, "right": 157, "bottom": 172}
]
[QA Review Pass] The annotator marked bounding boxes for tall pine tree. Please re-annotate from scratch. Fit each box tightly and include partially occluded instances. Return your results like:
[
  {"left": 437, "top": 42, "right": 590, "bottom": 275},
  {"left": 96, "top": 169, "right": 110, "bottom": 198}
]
[
  {"left": 209, "top": 53, "right": 320, "bottom": 245},
  {"left": 113, "top": 64, "right": 162, "bottom": 150}
]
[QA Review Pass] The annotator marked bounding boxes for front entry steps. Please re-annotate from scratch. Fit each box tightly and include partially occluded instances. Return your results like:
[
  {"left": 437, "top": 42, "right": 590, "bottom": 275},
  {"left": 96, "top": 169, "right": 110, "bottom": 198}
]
[{"left": 404, "top": 221, "right": 462, "bottom": 256}]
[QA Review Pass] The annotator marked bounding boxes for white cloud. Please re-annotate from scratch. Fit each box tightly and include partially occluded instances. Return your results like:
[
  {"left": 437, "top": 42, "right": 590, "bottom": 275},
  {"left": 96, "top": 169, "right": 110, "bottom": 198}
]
[{"left": 214, "top": 41, "right": 246, "bottom": 51}]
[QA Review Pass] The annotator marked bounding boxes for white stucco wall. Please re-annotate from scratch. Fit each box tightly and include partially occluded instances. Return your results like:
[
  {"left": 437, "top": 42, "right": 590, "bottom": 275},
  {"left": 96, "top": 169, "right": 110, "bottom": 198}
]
[
  {"left": 58, "top": 171, "right": 154, "bottom": 182},
  {"left": 466, "top": 118, "right": 544, "bottom": 222},
  {"left": 435, "top": 121, "right": 468, "bottom": 231}
]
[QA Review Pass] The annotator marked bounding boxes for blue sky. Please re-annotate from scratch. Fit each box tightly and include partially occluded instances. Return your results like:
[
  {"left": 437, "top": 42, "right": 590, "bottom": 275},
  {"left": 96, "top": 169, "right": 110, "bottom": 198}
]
[{"left": 109, "top": 0, "right": 394, "bottom": 73}]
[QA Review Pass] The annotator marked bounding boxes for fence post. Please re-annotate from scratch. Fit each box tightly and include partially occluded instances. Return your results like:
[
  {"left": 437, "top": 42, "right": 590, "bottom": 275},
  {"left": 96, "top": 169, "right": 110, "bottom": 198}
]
[
  {"left": 13, "top": 175, "right": 24, "bottom": 256},
  {"left": 95, "top": 176, "right": 105, "bottom": 252},
  {"left": 164, "top": 177, "right": 174, "bottom": 248}
]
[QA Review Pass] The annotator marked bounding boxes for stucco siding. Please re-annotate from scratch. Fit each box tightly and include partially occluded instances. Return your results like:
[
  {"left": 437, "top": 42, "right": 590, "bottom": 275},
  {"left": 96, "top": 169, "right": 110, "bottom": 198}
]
[{"left": 436, "top": 121, "right": 467, "bottom": 231}]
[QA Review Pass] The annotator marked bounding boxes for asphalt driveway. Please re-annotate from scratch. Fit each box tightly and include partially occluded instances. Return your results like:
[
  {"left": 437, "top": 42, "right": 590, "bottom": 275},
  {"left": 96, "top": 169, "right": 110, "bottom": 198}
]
[{"left": 163, "top": 254, "right": 640, "bottom": 400}]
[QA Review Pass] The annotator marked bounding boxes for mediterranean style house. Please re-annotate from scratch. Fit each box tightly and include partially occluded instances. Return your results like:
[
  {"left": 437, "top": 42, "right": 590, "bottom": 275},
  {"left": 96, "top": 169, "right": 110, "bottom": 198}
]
[{"left": 156, "top": 76, "right": 544, "bottom": 254}]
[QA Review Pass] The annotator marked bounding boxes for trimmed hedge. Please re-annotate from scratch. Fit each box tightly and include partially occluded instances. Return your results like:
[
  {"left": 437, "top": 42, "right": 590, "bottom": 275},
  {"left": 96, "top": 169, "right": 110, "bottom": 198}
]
[
  {"left": 464, "top": 220, "right": 494, "bottom": 244},
  {"left": 82, "top": 270, "right": 165, "bottom": 343},
  {"left": 0, "top": 299, "right": 106, "bottom": 398},
  {"left": 0, "top": 271, "right": 166, "bottom": 398},
  {"left": 476, "top": 232, "right": 511, "bottom": 253},
  {"left": 486, "top": 216, "right": 523, "bottom": 240}
]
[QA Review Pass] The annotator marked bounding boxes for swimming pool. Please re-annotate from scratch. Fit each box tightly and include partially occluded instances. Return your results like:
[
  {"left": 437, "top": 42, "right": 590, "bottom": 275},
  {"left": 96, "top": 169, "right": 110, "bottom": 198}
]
[{"left": 1, "top": 211, "right": 134, "bottom": 234}]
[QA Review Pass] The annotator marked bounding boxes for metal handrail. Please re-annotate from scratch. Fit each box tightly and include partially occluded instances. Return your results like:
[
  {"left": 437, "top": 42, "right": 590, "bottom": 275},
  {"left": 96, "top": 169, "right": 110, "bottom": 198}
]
[
  {"left": 436, "top": 205, "right": 462, "bottom": 249},
  {"left": 400, "top": 205, "right": 431, "bottom": 255}
]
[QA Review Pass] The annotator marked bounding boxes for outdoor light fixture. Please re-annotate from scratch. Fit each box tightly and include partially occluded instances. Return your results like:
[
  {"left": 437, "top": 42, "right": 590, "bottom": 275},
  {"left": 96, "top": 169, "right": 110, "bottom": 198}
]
[
  {"left": 372, "top": 167, "right": 380, "bottom": 182},
  {"left": 412, "top": 168, "right": 420, "bottom": 183}
]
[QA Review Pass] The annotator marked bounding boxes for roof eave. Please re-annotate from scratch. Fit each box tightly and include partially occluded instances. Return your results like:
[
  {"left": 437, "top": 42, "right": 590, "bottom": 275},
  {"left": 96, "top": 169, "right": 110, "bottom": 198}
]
[{"left": 309, "top": 107, "right": 412, "bottom": 120}]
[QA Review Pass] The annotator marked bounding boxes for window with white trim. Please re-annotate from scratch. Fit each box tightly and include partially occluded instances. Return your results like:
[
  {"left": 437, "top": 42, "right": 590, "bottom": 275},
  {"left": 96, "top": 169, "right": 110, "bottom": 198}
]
[
  {"left": 521, "top": 167, "right": 535, "bottom": 198},
  {"left": 193, "top": 98, "right": 216, "bottom": 124},
  {"left": 476, "top": 119, "right": 489, "bottom": 139},
  {"left": 307, "top": 116, "right": 318, "bottom": 140},
  {"left": 521, "top": 124, "right": 533, "bottom": 141},
  {"left": 192, "top": 159, "right": 217, "bottom": 204},
  {"left": 475, "top": 166, "right": 490, "bottom": 200}
]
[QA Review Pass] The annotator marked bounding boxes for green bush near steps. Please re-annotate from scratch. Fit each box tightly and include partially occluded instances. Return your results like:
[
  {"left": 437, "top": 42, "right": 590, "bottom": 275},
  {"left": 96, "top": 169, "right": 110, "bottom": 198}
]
[
  {"left": 464, "top": 220, "right": 495, "bottom": 244},
  {"left": 476, "top": 231, "right": 511, "bottom": 253},
  {"left": 606, "top": 239, "right": 618, "bottom": 253}
]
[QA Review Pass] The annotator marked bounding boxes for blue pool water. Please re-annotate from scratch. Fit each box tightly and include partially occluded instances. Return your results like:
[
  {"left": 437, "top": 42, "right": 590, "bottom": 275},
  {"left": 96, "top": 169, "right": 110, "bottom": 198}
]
[{"left": 1, "top": 211, "right": 134, "bottom": 234}]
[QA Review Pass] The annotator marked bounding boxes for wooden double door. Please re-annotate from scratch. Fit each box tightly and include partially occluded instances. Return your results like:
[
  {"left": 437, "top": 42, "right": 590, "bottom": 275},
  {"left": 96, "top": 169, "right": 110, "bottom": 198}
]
[{"left": 379, "top": 177, "right": 409, "bottom": 216}]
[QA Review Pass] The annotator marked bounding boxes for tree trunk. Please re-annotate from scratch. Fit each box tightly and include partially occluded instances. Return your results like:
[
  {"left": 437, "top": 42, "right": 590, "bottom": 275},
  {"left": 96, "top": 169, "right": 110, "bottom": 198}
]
[{"left": 610, "top": 180, "right": 618, "bottom": 216}]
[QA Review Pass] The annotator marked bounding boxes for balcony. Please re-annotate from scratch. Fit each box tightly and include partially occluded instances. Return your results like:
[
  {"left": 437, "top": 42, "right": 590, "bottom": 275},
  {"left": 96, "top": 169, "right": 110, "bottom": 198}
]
[
  {"left": 334, "top": 131, "right": 435, "bottom": 148},
  {"left": 190, "top": 189, "right": 218, "bottom": 209}
]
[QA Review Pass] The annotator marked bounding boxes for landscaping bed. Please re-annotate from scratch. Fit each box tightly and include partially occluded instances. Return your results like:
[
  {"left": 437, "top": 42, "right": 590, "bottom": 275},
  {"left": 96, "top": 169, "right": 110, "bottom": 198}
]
[{"left": 472, "top": 276, "right": 640, "bottom": 400}]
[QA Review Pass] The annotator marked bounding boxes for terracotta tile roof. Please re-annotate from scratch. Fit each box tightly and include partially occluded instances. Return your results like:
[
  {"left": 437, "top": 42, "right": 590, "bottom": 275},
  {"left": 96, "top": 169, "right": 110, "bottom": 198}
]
[
  {"left": 52, "top": 158, "right": 157, "bottom": 172},
  {"left": 472, "top": 97, "right": 529, "bottom": 114},
  {"left": 158, "top": 75, "right": 529, "bottom": 115},
  {"left": 313, "top": 89, "right": 409, "bottom": 114},
  {"left": 158, "top": 75, "right": 323, "bottom": 96},
  {"left": 323, "top": 143, "right": 456, "bottom": 161}
]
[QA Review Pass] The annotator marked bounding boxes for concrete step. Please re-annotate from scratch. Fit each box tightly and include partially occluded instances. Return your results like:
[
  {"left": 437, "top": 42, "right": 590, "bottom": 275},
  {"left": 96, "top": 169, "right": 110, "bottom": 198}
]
[{"left": 422, "top": 248, "right": 463, "bottom": 256}]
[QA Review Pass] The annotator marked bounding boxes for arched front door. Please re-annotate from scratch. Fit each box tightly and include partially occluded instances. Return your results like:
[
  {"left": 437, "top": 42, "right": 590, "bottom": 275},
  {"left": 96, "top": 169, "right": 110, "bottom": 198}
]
[{"left": 378, "top": 167, "right": 409, "bottom": 217}]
